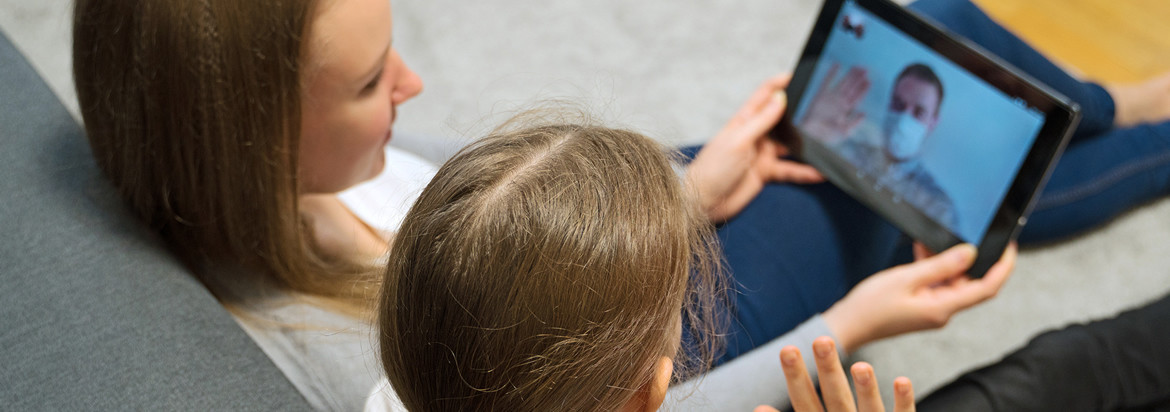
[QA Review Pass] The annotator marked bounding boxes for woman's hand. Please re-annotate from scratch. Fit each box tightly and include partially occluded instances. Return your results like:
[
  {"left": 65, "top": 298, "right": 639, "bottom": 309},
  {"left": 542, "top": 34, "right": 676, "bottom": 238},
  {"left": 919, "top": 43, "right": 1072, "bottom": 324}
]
[
  {"left": 755, "top": 337, "right": 915, "bottom": 412},
  {"left": 686, "top": 74, "right": 824, "bottom": 222},
  {"left": 823, "top": 243, "right": 1017, "bottom": 352}
]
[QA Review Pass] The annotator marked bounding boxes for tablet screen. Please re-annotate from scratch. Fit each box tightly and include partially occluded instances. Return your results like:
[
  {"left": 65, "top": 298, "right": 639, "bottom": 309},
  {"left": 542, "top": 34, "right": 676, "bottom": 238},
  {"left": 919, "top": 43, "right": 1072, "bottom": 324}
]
[{"left": 790, "top": 0, "right": 1046, "bottom": 244}]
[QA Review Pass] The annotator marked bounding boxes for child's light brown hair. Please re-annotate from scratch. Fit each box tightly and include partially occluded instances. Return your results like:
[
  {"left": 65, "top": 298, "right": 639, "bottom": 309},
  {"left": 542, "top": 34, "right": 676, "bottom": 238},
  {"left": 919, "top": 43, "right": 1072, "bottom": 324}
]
[{"left": 378, "top": 119, "right": 726, "bottom": 411}]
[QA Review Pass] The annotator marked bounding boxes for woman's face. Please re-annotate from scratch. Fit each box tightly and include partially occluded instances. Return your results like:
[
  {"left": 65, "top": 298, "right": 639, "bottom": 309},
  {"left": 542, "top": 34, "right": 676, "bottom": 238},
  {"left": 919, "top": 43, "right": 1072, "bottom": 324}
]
[{"left": 299, "top": 0, "right": 423, "bottom": 194}]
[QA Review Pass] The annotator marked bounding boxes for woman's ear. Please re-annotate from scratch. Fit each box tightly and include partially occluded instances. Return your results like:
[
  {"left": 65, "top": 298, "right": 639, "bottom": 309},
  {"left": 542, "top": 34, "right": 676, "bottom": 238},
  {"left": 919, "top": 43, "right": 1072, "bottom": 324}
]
[{"left": 622, "top": 357, "right": 674, "bottom": 412}]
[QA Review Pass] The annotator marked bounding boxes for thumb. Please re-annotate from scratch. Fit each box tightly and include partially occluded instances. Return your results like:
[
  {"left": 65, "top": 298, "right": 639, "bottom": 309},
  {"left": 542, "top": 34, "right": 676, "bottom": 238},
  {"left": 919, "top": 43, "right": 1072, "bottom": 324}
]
[
  {"left": 900, "top": 244, "right": 976, "bottom": 286},
  {"left": 735, "top": 91, "right": 788, "bottom": 143}
]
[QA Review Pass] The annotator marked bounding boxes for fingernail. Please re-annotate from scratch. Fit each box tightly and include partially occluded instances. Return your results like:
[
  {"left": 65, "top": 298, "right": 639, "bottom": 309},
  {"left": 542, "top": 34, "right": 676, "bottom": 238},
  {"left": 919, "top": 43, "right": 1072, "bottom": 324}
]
[
  {"left": 952, "top": 244, "right": 976, "bottom": 264},
  {"left": 895, "top": 377, "right": 912, "bottom": 395},
  {"left": 781, "top": 349, "right": 798, "bottom": 366},
  {"left": 814, "top": 342, "right": 832, "bottom": 359},
  {"left": 854, "top": 368, "right": 870, "bottom": 385},
  {"left": 770, "top": 90, "right": 787, "bottom": 107}
]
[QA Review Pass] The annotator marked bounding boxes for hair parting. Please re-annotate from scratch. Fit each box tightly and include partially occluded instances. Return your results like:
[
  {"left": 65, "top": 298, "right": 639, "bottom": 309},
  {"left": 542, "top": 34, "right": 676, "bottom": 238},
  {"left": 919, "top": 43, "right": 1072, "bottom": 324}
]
[{"left": 379, "top": 111, "right": 728, "bottom": 411}]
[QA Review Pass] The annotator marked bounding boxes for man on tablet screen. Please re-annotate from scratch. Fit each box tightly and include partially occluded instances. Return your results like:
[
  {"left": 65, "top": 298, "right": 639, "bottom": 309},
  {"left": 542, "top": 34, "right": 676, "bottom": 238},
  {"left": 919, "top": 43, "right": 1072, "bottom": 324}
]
[{"left": 800, "top": 62, "right": 958, "bottom": 229}]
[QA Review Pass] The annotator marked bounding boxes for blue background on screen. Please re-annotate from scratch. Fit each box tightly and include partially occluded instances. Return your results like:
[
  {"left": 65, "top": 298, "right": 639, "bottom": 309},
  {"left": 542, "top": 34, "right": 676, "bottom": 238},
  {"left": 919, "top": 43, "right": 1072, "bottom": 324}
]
[{"left": 793, "top": 0, "right": 1044, "bottom": 242}]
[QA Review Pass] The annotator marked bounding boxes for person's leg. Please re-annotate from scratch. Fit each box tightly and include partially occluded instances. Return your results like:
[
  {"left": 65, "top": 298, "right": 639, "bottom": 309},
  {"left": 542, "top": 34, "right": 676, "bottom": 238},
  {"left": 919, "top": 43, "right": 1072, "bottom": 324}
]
[
  {"left": 715, "top": 181, "right": 906, "bottom": 361},
  {"left": 1021, "top": 122, "right": 1170, "bottom": 243},
  {"left": 919, "top": 293, "right": 1170, "bottom": 411},
  {"left": 908, "top": 0, "right": 1114, "bottom": 140}
]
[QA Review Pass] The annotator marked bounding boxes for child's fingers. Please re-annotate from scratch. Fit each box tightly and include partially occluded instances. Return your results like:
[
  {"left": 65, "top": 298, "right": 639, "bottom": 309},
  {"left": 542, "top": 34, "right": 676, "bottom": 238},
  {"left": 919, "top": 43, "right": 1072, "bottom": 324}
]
[
  {"left": 755, "top": 406, "right": 782, "bottom": 412},
  {"left": 813, "top": 337, "right": 857, "bottom": 412},
  {"left": 780, "top": 346, "right": 825, "bottom": 412},
  {"left": 850, "top": 362, "right": 884, "bottom": 412},
  {"left": 893, "top": 377, "right": 916, "bottom": 412}
]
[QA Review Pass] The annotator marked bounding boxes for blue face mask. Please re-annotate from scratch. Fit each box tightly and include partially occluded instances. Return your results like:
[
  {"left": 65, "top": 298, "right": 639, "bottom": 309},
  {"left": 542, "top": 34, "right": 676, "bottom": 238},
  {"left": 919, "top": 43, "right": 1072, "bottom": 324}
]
[{"left": 882, "top": 111, "right": 928, "bottom": 161}]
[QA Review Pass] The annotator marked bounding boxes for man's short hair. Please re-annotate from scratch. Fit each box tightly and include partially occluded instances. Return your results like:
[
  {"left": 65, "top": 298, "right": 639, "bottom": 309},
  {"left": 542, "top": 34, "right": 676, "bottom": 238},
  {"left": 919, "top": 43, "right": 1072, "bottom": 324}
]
[{"left": 895, "top": 63, "right": 944, "bottom": 115}]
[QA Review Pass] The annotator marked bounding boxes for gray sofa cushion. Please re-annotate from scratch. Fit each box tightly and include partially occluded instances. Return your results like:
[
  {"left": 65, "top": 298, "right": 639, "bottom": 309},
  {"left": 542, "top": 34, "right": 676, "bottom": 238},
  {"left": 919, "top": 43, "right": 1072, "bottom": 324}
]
[{"left": 0, "top": 29, "right": 311, "bottom": 410}]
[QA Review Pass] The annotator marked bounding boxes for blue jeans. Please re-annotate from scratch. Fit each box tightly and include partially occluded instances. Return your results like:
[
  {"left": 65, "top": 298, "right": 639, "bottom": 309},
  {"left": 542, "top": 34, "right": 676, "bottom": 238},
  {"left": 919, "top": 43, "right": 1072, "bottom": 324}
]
[{"left": 711, "top": 0, "right": 1170, "bottom": 362}]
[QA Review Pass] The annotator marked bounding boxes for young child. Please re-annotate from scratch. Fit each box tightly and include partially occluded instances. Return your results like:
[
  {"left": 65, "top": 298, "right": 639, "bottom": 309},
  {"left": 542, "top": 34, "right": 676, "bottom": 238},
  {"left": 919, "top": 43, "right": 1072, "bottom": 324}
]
[{"left": 374, "top": 119, "right": 726, "bottom": 411}]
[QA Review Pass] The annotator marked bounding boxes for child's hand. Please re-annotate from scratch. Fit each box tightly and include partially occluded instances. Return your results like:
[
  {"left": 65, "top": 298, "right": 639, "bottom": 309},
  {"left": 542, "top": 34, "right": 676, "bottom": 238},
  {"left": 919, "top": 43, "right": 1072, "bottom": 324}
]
[{"left": 755, "top": 337, "right": 914, "bottom": 412}]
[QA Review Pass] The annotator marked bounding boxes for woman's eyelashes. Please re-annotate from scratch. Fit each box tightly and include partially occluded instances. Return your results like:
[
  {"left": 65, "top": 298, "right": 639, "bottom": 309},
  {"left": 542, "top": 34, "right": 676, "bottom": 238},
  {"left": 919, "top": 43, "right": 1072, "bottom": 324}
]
[{"left": 360, "top": 69, "right": 384, "bottom": 95}]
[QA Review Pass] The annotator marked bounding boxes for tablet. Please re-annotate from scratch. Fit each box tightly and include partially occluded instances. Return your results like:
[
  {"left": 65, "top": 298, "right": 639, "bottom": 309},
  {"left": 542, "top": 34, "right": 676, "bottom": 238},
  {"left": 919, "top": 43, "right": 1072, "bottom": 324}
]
[{"left": 774, "top": 0, "right": 1080, "bottom": 277}]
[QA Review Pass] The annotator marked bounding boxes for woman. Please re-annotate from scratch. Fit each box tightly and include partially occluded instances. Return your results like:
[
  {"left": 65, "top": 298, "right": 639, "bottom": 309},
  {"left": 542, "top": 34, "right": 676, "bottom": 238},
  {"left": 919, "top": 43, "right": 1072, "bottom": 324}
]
[
  {"left": 73, "top": 0, "right": 423, "bottom": 409},
  {"left": 71, "top": 0, "right": 1170, "bottom": 409}
]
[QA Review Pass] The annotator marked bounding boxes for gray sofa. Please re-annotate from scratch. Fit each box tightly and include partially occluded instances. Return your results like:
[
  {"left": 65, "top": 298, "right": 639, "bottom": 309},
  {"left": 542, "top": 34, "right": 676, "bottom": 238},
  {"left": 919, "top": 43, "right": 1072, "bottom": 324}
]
[{"left": 0, "top": 29, "right": 311, "bottom": 410}]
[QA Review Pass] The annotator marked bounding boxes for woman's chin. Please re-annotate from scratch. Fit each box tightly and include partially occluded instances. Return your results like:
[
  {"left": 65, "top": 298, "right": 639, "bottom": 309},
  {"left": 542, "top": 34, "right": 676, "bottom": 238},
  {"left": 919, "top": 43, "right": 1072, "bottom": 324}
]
[
  {"left": 300, "top": 156, "right": 386, "bottom": 195},
  {"left": 358, "top": 152, "right": 388, "bottom": 185}
]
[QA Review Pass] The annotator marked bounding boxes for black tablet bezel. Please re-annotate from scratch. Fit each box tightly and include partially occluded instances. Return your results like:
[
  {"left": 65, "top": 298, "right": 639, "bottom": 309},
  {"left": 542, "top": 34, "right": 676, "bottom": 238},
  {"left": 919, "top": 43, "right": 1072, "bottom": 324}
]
[{"left": 774, "top": 0, "right": 1080, "bottom": 277}]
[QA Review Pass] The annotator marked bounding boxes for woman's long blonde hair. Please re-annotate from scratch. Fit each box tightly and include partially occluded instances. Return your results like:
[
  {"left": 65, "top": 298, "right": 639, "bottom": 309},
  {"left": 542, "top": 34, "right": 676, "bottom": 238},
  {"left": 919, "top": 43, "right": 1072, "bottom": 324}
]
[
  {"left": 379, "top": 118, "right": 726, "bottom": 411},
  {"left": 72, "top": 0, "right": 376, "bottom": 310}
]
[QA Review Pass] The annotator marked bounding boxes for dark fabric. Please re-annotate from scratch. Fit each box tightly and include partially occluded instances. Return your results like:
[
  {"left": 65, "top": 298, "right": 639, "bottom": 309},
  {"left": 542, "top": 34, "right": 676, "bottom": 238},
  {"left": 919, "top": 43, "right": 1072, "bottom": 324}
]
[
  {"left": 708, "top": 0, "right": 1170, "bottom": 364},
  {"left": 714, "top": 180, "right": 906, "bottom": 361},
  {"left": 920, "top": 293, "right": 1170, "bottom": 412},
  {"left": 0, "top": 29, "right": 311, "bottom": 411}
]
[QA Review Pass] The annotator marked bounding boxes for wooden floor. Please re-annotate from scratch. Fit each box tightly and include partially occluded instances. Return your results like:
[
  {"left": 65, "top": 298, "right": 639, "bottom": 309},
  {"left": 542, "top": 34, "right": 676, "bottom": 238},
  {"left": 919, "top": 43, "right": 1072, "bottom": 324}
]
[{"left": 972, "top": 0, "right": 1170, "bottom": 84}]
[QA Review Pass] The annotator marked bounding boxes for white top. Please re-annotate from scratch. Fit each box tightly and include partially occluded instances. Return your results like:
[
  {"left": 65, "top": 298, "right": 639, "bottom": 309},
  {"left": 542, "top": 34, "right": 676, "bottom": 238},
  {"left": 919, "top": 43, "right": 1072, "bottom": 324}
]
[
  {"left": 364, "top": 380, "right": 407, "bottom": 412},
  {"left": 338, "top": 146, "right": 440, "bottom": 235},
  {"left": 235, "top": 297, "right": 385, "bottom": 412}
]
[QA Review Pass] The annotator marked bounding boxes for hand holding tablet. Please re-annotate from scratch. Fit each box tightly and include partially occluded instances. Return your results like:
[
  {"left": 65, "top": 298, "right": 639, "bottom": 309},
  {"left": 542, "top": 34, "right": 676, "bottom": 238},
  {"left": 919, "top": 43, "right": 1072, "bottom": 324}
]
[
  {"left": 823, "top": 241, "right": 1017, "bottom": 350},
  {"left": 688, "top": 74, "right": 825, "bottom": 222},
  {"left": 774, "top": 0, "right": 1080, "bottom": 277}
]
